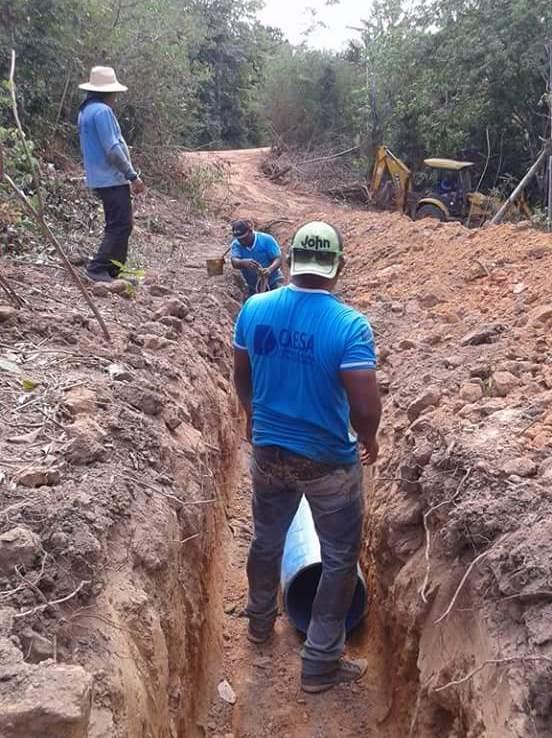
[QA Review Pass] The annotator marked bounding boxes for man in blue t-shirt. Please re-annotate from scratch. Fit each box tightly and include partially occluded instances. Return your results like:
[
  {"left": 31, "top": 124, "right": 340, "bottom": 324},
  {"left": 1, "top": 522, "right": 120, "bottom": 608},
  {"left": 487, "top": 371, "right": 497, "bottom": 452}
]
[
  {"left": 77, "top": 66, "right": 145, "bottom": 283},
  {"left": 230, "top": 220, "right": 284, "bottom": 300},
  {"left": 233, "top": 221, "right": 381, "bottom": 694}
]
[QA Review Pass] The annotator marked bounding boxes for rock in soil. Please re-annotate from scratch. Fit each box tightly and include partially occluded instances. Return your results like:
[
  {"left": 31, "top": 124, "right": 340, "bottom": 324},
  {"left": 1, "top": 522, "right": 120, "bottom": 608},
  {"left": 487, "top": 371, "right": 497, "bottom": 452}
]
[
  {"left": 528, "top": 303, "right": 552, "bottom": 326},
  {"left": 460, "top": 323, "right": 504, "bottom": 345},
  {"left": 148, "top": 283, "right": 173, "bottom": 297},
  {"left": 0, "top": 305, "right": 17, "bottom": 322},
  {"left": 16, "top": 466, "right": 61, "bottom": 488},
  {"left": 153, "top": 296, "right": 190, "bottom": 320},
  {"left": 407, "top": 387, "right": 441, "bottom": 422},
  {"left": 459, "top": 382, "right": 484, "bottom": 403},
  {"left": 0, "top": 645, "right": 93, "bottom": 738},
  {"left": 123, "top": 387, "right": 164, "bottom": 416},
  {"left": 491, "top": 370, "right": 519, "bottom": 397},
  {"left": 501, "top": 457, "right": 538, "bottom": 477},
  {"left": 107, "top": 279, "right": 130, "bottom": 295},
  {"left": 142, "top": 334, "right": 173, "bottom": 350},
  {"left": 0, "top": 527, "right": 41, "bottom": 575},
  {"left": 106, "top": 363, "right": 133, "bottom": 382},
  {"left": 63, "top": 387, "right": 97, "bottom": 416},
  {"left": 65, "top": 418, "right": 106, "bottom": 465}
]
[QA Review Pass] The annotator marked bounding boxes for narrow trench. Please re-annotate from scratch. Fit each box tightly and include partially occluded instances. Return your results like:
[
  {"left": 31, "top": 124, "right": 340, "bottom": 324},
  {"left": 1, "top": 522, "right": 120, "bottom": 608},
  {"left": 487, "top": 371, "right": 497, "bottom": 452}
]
[{"left": 189, "top": 443, "right": 413, "bottom": 738}]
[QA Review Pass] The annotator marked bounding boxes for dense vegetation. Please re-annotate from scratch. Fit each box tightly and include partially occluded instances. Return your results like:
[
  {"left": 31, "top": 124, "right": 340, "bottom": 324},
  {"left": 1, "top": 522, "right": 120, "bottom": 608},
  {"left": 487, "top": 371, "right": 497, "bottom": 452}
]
[
  {"left": 0, "top": 0, "right": 279, "bottom": 150},
  {"left": 1, "top": 0, "right": 551, "bottom": 195}
]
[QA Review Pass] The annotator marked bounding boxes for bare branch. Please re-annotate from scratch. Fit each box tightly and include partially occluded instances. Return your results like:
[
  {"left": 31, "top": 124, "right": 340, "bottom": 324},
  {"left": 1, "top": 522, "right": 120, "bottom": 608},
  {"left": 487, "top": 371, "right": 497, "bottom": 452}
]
[
  {"left": 296, "top": 145, "right": 360, "bottom": 168},
  {"left": 0, "top": 270, "right": 25, "bottom": 308},
  {"left": 5, "top": 50, "right": 111, "bottom": 342},
  {"left": 14, "top": 579, "right": 90, "bottom": 619},
  {"left": 419, "top": 469, "right": 471, "bottom": 604},
  {"left": 434, "top": 535, "right": 506, "bottom": 625},
  {"left": 434, "top": 656, "right": 552, "bottom": 692},
  {"left": 0, "top": 553, "right": 48, "bottom": 600}
]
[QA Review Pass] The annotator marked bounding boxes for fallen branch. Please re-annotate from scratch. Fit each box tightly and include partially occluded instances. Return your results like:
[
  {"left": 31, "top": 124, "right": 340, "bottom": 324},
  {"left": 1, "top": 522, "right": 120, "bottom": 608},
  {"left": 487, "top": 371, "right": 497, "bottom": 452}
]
[
  {"left": 0, "top": 270, "right": 25, "bottom": 308},
  {"left": 3, "top": 50, "right": 110, "bottom": 342},
  {"left": 117, "top": 471, "right": 217, "bottom": 508},
  {"left": 297, "top": 145, "right": 360, "bottom": 167},
  {"left": 0, "top": 553, "right": 47, "bottom": 600},
  {"left": 434, "top": 534, "right": 506, "bottom": 625},
  {"left": 178, "top": 533, "right": 200, "bottom": 544},
  {"left": 420, "top": 469, "right": 471, "bottom": 604},
  {"left": 260, "top": 218, "right": 292, "bottom": 232},
  {"left": 434, "top": 655, "right": 552, "bottom": 692},
  {"left": 14, "top": 579, "right": 90, "bottom": 619},
  {"left": 489, "top": 146, "right": 549, "bottom": 225}
]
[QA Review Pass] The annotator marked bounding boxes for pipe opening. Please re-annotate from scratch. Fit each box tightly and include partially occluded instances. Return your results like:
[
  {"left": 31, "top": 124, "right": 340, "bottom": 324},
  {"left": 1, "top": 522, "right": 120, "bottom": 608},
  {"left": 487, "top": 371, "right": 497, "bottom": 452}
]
[{"left": 283, "top": 563, "right": 367, "bottom": 634}]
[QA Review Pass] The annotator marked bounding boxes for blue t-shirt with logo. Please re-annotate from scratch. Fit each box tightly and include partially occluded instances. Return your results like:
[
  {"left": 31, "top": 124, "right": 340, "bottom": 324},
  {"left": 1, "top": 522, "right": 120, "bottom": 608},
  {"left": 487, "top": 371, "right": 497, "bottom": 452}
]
[
  {"left": 233, "top": 284, "right": 377, "bottom": 464},
  {"left": 231, "top": 231, "right": 284, "bottom": 291}
]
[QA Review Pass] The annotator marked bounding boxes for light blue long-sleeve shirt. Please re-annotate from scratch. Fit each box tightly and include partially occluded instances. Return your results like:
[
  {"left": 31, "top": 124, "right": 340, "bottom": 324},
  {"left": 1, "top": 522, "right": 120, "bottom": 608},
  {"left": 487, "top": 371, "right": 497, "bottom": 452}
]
[{"left": 78, "top": 100, "right": 137, "bottom": 189}]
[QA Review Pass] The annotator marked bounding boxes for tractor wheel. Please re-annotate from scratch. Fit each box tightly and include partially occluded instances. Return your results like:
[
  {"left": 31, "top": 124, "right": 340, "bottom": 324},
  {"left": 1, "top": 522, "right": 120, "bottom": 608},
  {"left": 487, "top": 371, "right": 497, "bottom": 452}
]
[{"left": 415, "top": 204, "right": 447, "bottom": 222}]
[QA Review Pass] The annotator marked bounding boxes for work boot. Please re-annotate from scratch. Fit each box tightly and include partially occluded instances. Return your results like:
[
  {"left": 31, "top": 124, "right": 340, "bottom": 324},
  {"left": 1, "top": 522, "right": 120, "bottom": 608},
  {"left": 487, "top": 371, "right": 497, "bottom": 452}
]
[
  {"left": 247, "top": 621, "right": 274, "bottom": 644},
  {"left": 301, "top": 658, "right": 368, "bottom": 694},
  {"left": 85, "top": 269, "right": 113, "bottom": 283}
]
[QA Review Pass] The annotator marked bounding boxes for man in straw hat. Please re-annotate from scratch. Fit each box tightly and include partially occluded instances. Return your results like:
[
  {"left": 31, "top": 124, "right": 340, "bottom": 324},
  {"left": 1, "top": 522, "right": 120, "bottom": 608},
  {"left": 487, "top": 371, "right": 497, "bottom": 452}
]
[
  {"left": 233, "top": 221, "right": 381, "bottom": 693},
  {"left": 78, "top": 66, "right": 145, "bottom": 283}
]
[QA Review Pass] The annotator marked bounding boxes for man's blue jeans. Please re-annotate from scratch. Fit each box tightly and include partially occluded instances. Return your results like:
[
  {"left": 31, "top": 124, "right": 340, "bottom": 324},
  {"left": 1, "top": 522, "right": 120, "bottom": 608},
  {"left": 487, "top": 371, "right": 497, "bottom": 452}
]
[{"left": 246, "top": 447, "right": 364, "bottom": 676}]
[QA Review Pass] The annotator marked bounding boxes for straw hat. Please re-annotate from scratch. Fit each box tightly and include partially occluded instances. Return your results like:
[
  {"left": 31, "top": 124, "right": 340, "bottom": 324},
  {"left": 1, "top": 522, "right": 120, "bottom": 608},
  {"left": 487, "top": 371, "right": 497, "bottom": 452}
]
[{"left": 79, "top": 66, "right": 128, "bottom": 93}]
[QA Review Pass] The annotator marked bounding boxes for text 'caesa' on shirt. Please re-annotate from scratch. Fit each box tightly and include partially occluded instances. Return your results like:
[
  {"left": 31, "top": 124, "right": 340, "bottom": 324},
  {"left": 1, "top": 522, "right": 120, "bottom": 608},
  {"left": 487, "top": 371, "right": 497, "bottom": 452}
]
[{"left": 233, "top": 284, "right": 376, "bottom": 464}]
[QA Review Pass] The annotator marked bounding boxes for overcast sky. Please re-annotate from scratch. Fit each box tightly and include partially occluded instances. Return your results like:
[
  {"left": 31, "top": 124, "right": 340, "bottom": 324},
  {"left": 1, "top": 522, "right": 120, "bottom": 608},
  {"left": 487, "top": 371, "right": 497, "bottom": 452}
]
[{"left": 257, "top": 0, "right": 370, "bottom": 50}]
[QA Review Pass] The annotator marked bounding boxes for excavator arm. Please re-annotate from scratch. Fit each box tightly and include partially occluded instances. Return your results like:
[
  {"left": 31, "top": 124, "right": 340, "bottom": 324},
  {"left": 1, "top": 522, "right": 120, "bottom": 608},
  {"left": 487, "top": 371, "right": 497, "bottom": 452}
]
[{"left": 368, "top": 145, "right": 412, "bottom": 212}]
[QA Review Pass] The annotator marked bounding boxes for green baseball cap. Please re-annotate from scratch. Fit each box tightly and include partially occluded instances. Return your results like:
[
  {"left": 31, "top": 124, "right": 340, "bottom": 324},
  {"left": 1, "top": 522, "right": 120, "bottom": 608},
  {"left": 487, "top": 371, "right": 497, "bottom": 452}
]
[{"left": 289, "top": 221, "right": 343, "bottom": 279}]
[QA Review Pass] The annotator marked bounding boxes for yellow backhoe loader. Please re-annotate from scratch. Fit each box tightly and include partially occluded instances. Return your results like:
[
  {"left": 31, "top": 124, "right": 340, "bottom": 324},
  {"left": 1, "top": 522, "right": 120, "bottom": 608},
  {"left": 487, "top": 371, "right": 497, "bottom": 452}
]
[{"left": 368, "top": 145, "right": 531, "bottom": 225}]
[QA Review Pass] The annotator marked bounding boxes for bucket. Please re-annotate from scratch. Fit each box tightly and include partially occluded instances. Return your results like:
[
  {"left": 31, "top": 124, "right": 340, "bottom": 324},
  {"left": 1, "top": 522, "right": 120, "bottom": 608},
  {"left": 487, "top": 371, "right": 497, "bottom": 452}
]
[
  {"left": 206, "top": 257, "right": 225, "bottom": 276},
  {"left": 280, "top": 496, "right": 368, "bottom": 634}
]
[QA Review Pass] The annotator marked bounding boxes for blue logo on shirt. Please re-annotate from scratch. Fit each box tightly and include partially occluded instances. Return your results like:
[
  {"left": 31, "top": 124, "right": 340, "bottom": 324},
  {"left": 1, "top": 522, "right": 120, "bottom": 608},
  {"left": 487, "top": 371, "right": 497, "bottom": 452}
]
[
  {"left": 254, "top": 324, "right": 315, "bottom": 363},
  {"left": 254, "top": 325, "right": 278, "bottom": 355}
]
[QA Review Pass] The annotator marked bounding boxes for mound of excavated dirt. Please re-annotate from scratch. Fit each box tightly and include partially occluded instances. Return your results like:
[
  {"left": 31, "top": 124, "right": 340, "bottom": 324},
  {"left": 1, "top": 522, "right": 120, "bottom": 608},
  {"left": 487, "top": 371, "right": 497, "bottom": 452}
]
[
  {"left": 264, "top": 214, "right": 552, "bottom": 734},
  {"left": 0, "top": 176, "right": 245, "bottom": 738},
  {"left": 267, "top": 207, "right": 552, "bottom": 735},
  {"left": 341, "top": 214, "right": 552, "bottom": 737}
]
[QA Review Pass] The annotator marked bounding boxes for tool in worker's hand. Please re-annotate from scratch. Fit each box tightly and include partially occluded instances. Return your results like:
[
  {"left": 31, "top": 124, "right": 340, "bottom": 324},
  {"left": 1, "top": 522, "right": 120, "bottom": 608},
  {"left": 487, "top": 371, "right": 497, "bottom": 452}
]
[{"left": 206, "top": 245, "right": 231, "bottom": 276}]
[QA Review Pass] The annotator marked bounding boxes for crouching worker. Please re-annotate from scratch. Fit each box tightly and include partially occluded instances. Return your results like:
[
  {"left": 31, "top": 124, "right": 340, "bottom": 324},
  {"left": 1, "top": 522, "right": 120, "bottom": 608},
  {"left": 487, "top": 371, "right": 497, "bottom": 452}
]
[
  {"left": 230, "top": 219, "right": 284, "bottom": 300},
  {"left": 233, "top": 221, "right": 382, "bottom": 693}
]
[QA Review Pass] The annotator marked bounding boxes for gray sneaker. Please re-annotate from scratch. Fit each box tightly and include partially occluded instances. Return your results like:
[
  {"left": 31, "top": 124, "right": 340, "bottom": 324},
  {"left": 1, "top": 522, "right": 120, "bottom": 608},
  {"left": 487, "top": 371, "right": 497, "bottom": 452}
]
[
  {"left": 301, "top": 658, "right": 368, "bottom": 694},
  {"left": 85, "top": 269, "right": 113, "bottom": 283}
]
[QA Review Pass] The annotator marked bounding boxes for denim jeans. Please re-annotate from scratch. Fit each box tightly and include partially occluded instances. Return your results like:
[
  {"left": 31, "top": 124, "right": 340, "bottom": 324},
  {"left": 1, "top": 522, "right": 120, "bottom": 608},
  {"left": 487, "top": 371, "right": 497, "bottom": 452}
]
[
  {"left": 89, "top": 184, "right": 133, "bottom": 277},
  {"left": 246, "top": 446, "right": 364, "bottom": 676}
]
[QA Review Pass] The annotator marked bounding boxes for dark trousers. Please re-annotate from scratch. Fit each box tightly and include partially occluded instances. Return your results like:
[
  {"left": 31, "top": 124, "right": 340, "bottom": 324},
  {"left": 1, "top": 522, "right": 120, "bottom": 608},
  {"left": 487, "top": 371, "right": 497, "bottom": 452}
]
[
  {"left": 89, "top": 185, "right": 133, "bottom": 277},
  {"left": 247, "top": 446, "right": 364, "bottom": 676}
]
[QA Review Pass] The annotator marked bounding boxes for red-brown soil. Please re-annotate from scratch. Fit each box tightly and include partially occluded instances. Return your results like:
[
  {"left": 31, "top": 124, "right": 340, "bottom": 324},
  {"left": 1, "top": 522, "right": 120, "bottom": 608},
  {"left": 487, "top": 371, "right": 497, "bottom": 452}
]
[{"left": 0, "top": 148, "right": 551, "bottom": 738}]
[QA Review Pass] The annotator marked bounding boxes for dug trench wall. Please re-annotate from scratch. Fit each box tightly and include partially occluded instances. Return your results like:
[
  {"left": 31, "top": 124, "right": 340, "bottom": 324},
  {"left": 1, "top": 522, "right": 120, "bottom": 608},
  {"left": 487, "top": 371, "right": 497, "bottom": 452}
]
[
  {"left": 341, "top": 213, "right": 552, "bottom": 737},
  {"left": 2, "top": 157, "right": 552, "bottom": 738},
  {"left": 259, "top": 200, "right": 552, "bottom": 736},
  {"left": 0, "top": 183, "right": 244, "bottom": 738}
]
